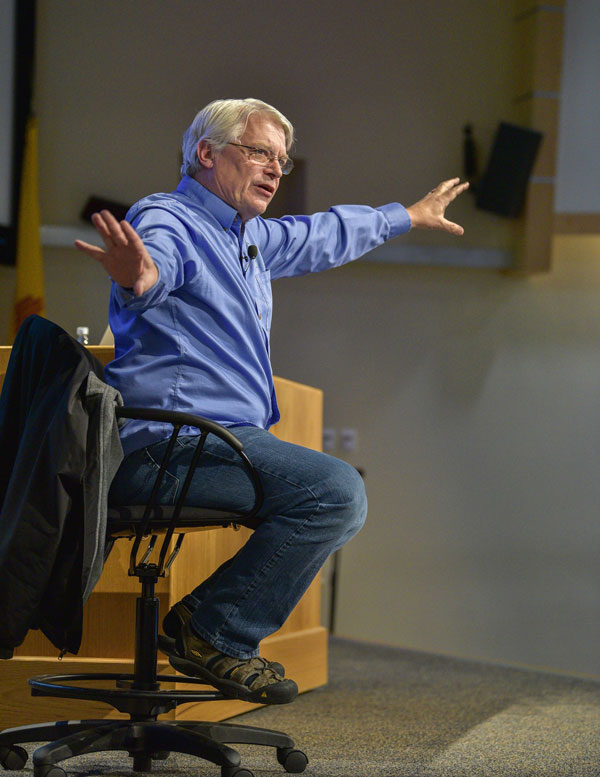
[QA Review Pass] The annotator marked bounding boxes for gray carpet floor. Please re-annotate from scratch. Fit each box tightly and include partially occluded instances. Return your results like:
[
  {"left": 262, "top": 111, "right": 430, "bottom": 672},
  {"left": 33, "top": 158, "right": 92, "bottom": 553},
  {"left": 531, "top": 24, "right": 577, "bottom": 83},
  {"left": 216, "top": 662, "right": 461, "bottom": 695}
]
[{"left": 2, "top": 637, "right": 600, "bottom": 776}]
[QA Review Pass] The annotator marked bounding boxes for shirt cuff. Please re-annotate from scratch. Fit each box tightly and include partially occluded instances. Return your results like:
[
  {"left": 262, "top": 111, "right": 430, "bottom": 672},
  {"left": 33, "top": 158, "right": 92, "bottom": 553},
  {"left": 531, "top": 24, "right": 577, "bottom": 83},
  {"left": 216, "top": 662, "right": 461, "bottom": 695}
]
[
  {"left": 377, "top": 202, "right": 412, "bottom": 238},
  {"left": 113, "top": 285, "right": 133, "bottom": 303},
  {"left": 113, "top": 265, "right": 164, "bottom": 308}
]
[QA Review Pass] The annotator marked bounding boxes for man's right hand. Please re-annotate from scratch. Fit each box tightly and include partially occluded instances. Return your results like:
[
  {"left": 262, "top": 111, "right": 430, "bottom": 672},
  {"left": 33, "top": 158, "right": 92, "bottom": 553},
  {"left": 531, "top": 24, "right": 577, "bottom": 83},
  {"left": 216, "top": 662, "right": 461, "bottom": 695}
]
[
  {"left": 406, "top": 178, "right": 469, "bottom": 236},
  {"left": 74, "top": 209, "right": 158, "bottom": 296}
]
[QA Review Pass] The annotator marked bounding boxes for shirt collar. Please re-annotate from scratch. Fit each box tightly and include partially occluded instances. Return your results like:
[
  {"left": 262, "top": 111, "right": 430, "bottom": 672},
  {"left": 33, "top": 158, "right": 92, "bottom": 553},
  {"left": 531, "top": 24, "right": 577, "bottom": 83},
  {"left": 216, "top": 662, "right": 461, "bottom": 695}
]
[{"left": 176, "top": 175, "right": 241, "bottom": 231}]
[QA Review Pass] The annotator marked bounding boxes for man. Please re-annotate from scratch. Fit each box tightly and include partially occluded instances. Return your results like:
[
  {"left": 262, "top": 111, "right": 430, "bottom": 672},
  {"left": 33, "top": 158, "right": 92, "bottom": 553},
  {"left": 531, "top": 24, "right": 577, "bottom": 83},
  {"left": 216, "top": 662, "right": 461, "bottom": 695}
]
[{"left": 75, "top": 98, "right": 468, "bottom": 706}]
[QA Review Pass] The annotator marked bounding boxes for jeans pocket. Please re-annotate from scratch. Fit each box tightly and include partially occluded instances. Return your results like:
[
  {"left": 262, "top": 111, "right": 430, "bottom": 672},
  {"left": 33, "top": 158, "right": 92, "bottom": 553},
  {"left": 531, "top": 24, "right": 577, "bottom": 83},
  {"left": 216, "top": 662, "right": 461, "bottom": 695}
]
[
  {"left": 110, "top": 444, "right": 180, "bottom": 505},
  {"left": 144, "top": 446, "right": 180, "bottom": 504}
]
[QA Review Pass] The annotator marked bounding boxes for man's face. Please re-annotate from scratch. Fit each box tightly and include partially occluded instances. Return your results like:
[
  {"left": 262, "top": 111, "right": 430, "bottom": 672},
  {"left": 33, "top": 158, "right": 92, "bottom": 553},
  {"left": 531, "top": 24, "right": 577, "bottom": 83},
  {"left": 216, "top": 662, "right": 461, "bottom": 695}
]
[{"left": 197, "top": 114, "right": 287, "bottom": 222}]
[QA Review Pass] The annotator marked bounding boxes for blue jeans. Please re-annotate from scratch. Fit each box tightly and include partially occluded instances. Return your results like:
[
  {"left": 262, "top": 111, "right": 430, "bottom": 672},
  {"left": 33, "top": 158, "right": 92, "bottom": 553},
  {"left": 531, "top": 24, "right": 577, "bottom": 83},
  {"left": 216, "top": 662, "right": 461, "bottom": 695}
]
[{"left": 109, "top": 426, "right": 367, "bottom": 659}]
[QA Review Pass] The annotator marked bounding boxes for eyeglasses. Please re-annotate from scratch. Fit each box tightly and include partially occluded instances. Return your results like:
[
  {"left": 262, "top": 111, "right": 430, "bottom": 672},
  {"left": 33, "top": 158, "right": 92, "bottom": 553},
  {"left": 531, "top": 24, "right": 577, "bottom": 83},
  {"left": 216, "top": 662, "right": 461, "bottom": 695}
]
[{"left": 227, "top": 143, "right": 294, "bottom": 175}]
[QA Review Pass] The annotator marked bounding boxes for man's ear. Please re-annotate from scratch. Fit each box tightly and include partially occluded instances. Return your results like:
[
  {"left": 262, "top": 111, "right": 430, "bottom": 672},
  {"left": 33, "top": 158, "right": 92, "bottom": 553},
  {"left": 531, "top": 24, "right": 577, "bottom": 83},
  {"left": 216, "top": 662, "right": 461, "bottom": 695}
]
[{"left": 196, "top": 140, "right": 214, "bottom": 169}]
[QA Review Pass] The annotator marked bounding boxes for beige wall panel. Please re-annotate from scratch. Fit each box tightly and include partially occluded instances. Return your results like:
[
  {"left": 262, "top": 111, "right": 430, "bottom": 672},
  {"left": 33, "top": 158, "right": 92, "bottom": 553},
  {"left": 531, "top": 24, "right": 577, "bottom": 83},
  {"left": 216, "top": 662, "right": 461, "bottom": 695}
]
[
  {"left": 514, "top": 182, "right": 556, "bottom": 273},
  {"left": 554, "top": 213, "right": 600, "bottom": 234},
  {"left": 512, "top": 96, "right": 560, "bottom": 177},
  {"left": 514, "top": 7, "right": 564, "bottom": 97},
  {"left": 271, "top": 377, "right": 323, "bottom": 451},
  {"left": 515, "top": 0, "right": 565, "bottom": 14}
]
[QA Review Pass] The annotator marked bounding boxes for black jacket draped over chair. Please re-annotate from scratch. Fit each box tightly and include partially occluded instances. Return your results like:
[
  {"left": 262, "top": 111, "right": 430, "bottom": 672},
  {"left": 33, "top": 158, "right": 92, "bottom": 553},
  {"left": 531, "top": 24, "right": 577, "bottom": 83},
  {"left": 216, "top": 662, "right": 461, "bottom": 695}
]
[{"left": 0, "top": 315, "right": 123, "bottom": 659}]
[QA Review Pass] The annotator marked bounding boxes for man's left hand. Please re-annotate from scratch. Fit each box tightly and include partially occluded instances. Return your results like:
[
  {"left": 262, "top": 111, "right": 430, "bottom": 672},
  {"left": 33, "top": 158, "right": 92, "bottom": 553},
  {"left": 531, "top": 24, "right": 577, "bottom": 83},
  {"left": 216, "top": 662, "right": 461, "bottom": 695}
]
[{"left": 406, "top": 178, "right": 469, "bottom": 236}]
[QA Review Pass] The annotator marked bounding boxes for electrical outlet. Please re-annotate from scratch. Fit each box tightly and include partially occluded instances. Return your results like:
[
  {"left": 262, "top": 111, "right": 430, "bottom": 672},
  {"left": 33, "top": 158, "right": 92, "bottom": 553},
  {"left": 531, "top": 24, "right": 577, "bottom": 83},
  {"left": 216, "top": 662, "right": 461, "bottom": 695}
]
[
  {"left": 340, "top": 427, "right": 358, "bottom": 452},
  {"left": 322, "top": 427, "right": 337, "bottom": 451}
]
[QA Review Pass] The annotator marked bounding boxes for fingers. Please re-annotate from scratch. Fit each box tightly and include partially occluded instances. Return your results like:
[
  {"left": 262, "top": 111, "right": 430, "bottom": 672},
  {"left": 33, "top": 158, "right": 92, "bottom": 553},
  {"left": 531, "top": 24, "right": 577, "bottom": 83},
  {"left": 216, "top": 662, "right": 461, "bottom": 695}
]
[
  {"left": 427, "top": 178, "right": 457, "bottom": 196},
  {"left": 89, "top": 212, "right": 113, "bottom": 248},
  {"left": 76, "top": 208, "right": 134, "bottom": 261},
  {"left": 120, "top": 218, "right": 145, "bottom": 250},
  {"left": 431, "top": 178, "right": 469, "bottom": 202},
  {"left": 431, "top": 179, "right": 468, "bottom": 234},
  {"left": 441, "top": 219, "right": 465, "bottom": 236},
  {"left": 92, "top": 209, "right": 130, "bottom": 248},
  {"left": 74, "top": 239, "right": 105, "bottom": 261},
  {"left": 448, "top": 180, "right": 470, "bottom": 200}
]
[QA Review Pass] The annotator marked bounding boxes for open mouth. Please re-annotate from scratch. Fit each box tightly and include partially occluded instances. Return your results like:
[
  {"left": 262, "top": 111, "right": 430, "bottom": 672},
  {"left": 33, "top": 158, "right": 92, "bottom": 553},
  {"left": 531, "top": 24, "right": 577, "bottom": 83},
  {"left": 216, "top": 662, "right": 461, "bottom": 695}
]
[{"left": 255, "top": 183, "right": 275, "bottom": 196}]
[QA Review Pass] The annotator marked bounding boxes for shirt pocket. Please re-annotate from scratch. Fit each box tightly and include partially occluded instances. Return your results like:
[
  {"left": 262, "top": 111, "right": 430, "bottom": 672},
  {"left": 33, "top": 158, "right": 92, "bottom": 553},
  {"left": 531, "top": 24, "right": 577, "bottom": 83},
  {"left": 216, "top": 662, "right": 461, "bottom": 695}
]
[{"left": 254, "top": 269, "right": 272, "bottom": 336}]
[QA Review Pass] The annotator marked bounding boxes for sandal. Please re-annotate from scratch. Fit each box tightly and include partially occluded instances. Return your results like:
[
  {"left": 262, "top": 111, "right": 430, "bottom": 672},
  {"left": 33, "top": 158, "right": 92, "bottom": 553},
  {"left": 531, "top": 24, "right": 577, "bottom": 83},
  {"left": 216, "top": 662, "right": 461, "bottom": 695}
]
[
  {"left": 169, "top": 622, "right": 298, "bottom": 705},
  {"left": 161, "top": 601, "right": 285, "bottom": 678}
]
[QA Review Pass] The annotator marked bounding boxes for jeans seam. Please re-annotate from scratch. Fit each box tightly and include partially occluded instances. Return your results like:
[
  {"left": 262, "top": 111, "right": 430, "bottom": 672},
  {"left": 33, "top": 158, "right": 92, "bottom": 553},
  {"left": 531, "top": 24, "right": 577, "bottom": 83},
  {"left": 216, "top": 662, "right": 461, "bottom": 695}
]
[{"left": 206, "top": 485, "right": 323, "bottom": 655}]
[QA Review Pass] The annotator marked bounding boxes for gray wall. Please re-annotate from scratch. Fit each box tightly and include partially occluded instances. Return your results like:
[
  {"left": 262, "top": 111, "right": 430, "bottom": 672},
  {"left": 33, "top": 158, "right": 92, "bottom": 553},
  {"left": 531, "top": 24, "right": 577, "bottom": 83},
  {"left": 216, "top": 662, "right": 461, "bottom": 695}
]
[
  {"left": 2, "top": 1, "right": 600, "bottom": 676},
  {"left": 556, "top": 0, "right": 600, "bottom": 212},
  {"left": 271, "top": 237, "right": 600, "bottom": 677}
]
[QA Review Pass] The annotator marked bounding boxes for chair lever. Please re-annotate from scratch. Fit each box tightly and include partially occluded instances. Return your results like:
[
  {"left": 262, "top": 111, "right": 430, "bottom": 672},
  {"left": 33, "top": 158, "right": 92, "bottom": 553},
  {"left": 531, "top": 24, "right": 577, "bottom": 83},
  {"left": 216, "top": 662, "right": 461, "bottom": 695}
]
[
  {"left": 164, "top": 534, "right": 185, "bottom": 572},
  {"left": 138, "top": 535, "right": 157, "bottom": 566}
]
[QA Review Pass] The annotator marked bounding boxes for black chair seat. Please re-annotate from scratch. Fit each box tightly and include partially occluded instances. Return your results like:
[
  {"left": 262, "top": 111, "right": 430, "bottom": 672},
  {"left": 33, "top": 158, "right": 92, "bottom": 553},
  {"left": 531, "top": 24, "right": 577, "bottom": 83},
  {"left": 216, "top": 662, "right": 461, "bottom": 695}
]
[{"left": 107, "top": 504, "right": 258, "bottom": 535}]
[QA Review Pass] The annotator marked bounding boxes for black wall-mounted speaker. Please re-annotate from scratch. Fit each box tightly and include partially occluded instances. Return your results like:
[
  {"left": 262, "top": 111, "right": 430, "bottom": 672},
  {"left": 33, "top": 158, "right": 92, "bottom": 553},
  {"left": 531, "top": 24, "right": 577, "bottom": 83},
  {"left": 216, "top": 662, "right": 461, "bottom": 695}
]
[
  {"left": 475, "top": 122, "right": 543, "bottom": 218},
  {"left": 80, "top": 195, "right": 132, "bottom": 224}
]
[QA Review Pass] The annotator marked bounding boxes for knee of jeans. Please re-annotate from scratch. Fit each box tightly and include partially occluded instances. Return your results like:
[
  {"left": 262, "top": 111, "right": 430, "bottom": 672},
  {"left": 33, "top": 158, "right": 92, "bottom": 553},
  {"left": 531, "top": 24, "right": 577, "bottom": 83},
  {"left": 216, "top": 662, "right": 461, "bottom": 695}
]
[{"left": 320, "top": 458, "right": 367, "bottom": 533}]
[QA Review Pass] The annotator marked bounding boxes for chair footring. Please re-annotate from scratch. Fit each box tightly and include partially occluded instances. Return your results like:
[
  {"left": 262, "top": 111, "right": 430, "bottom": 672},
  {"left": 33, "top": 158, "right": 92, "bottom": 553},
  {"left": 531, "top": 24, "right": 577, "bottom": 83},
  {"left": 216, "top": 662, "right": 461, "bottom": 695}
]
[{"left": 28, "top": 672, "right": 225, "bottom": 716}]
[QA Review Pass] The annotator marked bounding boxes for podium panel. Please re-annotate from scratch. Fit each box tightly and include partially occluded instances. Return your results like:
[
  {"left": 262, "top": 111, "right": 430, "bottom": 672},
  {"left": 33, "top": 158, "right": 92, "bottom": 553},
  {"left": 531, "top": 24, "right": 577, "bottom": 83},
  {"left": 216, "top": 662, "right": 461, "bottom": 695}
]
[{"left": 0, "top": 345, "right": 326, "bottom": 726}]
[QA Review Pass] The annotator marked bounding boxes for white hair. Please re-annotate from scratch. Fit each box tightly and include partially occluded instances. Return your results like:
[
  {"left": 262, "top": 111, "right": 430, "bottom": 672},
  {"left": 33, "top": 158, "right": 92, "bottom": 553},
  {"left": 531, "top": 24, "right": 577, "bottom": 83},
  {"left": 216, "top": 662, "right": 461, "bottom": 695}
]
[{"left": 180, "top": 98, "right": 295, "bottom": 177}]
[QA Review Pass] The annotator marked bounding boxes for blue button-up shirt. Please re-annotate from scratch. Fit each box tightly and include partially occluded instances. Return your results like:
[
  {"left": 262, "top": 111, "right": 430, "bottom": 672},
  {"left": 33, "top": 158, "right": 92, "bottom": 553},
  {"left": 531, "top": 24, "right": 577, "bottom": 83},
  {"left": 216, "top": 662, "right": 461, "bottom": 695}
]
[{"left": 105, "top": 176, "right": 411, "bottom": 455}]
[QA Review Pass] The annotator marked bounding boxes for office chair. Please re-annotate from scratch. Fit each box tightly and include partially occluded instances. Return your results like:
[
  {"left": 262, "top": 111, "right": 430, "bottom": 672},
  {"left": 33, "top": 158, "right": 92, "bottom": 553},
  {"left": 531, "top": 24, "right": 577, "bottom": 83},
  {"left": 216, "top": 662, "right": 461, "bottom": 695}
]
[{"left": 0, "top": 405, "right": 308, "bottom": 777}]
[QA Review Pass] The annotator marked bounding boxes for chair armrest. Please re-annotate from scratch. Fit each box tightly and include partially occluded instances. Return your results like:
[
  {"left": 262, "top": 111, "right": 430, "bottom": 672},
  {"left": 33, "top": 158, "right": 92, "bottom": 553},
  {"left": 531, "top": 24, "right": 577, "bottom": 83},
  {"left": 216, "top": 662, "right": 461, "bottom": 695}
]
[{"left": 113, "top": 405, "right": 264, "bottom": 577}]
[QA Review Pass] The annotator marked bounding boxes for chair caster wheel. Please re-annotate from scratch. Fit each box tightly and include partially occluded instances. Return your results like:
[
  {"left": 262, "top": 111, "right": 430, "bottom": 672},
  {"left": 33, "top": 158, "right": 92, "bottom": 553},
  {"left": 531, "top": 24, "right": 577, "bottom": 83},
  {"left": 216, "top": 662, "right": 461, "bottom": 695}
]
[
  {"left": 221, "top": 767, "right": 254, "bottom": 777},
  {"left": 277, "top": 747, "right": 308, "bottom": 773},
  {"left": 0, "top": 745, "right": 28, "bottom": 770},
  {"left": 33, "top": 765, "right": 67, "bottom": 777}
]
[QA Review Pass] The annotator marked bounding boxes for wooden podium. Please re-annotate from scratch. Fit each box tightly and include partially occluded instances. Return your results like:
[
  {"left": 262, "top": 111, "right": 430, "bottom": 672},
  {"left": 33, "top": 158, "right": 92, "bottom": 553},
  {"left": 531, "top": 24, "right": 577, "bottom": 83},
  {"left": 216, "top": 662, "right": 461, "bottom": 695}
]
[{"left": 0, "top": 345, "right": 326, "bottom": 728}]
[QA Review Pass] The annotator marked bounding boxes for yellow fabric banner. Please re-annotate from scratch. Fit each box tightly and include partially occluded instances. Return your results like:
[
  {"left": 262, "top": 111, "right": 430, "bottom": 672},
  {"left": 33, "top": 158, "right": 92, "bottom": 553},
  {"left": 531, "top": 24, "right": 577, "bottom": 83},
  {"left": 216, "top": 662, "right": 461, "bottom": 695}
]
[{"left": 12, "top": 115, "right": 45, "bottom": 341}]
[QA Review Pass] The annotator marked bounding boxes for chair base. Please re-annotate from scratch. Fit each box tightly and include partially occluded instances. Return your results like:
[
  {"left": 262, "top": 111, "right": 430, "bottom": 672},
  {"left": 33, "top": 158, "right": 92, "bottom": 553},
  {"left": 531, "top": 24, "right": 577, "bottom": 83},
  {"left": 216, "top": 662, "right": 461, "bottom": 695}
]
[
  {"left": 0, "top": 718, "right": 308, "bottom": 777},
  {"left": 0, "top": 672, "right": 308, "bottom": 777},
  {"left": 0, "top": 566, "right": 308, "bottom": 777}
]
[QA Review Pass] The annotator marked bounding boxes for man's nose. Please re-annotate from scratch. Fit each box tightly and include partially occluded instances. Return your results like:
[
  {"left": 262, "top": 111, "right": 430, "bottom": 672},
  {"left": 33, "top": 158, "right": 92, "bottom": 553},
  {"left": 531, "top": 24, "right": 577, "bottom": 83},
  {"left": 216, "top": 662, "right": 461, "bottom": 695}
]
[{"left": 265, "top": 158, "right": 283, "bottom": 178}]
